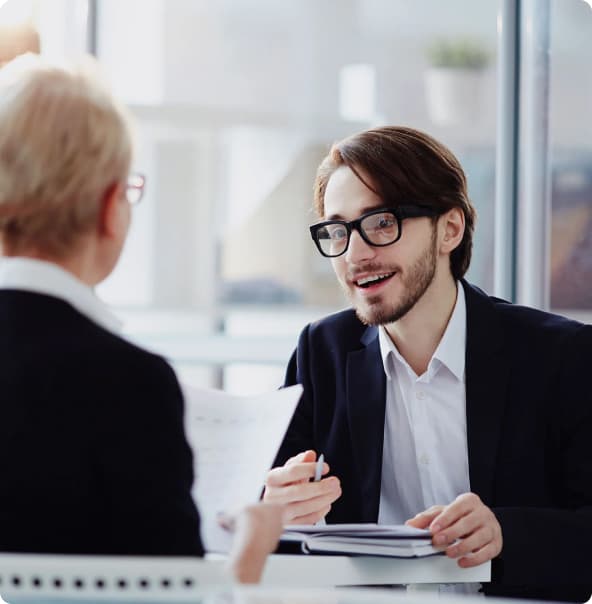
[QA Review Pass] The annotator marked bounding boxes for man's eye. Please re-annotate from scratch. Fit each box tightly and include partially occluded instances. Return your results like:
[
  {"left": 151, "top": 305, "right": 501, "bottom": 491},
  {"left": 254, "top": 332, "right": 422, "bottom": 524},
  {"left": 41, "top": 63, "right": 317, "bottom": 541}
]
[
  {"left": 377, "top": 216, "right": 395, "bottom": 229},
  {"left": 328, "top": 226, "right": 347, "bottom": 240}
]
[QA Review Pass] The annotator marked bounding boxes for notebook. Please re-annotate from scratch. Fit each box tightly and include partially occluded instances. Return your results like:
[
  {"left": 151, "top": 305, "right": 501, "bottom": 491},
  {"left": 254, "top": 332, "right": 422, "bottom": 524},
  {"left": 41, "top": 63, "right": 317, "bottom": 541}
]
[{"left": 281, "top": 523, "right": 441, "bottom": 558}]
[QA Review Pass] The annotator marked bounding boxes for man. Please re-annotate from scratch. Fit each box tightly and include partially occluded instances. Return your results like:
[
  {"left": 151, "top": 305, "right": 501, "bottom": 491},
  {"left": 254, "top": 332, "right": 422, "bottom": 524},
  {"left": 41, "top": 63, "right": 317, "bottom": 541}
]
[
  {"left": 264, "top": 126, "right": 592, "bottom": 601},
  {"left": 0, "top": 53, "right": 281, "bottom": 583}
]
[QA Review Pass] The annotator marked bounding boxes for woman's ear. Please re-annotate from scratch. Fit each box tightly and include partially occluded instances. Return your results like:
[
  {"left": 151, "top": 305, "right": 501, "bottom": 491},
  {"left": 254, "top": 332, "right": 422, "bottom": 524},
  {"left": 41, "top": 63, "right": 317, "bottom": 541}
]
[{"left": 97, "top": 182, "right": 123, "bottom": 238}]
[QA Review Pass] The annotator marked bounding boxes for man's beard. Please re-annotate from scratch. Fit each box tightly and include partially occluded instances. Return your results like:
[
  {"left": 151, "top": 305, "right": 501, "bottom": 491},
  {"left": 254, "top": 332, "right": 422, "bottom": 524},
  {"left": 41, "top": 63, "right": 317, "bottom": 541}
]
[{"left": 345, "top": 228, "right": 438, "bottom": 326}]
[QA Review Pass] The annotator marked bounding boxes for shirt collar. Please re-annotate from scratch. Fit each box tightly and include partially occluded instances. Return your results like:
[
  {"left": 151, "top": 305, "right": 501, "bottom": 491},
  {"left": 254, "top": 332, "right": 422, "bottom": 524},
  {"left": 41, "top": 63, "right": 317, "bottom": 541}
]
[
  {"left": 378, "top": 282, "right": 466, "bottom": 382},
  {"left": 0, "top": 257, "right": 122, "bottom": 334},
  {"left": 378, "top": 323, "right": 399, "bottom": 381},
  {"left": 431, "top": 282, "right": 466, "bottom": 382}
]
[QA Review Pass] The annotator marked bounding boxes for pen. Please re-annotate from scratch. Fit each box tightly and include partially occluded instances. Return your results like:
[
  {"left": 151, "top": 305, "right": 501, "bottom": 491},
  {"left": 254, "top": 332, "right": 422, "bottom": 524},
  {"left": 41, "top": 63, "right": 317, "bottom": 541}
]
[{"left": 314, "top": 453, "right": 324, "bottom": 482}]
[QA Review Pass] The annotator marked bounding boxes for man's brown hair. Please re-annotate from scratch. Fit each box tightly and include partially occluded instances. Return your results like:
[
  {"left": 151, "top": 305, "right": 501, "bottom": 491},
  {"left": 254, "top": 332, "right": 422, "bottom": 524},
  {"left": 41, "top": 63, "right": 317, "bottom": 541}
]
[{"left": 313, "top": 126, "right": 476, "bottom": 280}]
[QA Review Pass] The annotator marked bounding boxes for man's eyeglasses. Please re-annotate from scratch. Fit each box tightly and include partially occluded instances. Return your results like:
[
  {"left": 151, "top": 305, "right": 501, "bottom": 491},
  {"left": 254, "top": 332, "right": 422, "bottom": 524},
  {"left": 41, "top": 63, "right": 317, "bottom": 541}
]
[
  {"left": 126, "top": 172, "right": 146, "bottom": 205},
  {"left": 309, "top": 204, "right": 439, "bottom": 258}
]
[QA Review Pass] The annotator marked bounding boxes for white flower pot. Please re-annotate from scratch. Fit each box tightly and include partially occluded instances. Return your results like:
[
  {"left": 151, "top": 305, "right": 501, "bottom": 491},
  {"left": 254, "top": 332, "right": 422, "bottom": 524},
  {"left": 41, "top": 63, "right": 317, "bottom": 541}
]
[{"left": 424, "top": 67, "right": 486, "bottom": 126}]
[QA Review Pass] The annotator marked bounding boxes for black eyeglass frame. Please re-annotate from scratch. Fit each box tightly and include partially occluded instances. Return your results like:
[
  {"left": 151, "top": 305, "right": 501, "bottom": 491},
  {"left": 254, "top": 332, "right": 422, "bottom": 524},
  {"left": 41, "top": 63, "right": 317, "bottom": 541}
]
[{"left": 309, "top": 204, "right": 440, "bottom": 258}]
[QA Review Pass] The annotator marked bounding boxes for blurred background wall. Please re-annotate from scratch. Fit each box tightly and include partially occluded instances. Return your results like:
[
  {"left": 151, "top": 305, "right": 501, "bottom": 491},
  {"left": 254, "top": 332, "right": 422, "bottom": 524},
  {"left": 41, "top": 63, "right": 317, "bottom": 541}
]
[{"left": 2, "top": 0, "right": 591, "bottom": 392}]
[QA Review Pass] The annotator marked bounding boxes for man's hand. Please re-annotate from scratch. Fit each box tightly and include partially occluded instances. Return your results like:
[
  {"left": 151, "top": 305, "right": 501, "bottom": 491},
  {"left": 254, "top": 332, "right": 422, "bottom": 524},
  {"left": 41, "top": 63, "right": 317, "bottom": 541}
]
[
  {"left": 263, "top": 450, "right": 342, "bottom": 524},
  {"left": 406, "top": 492, "right": 502, "bottom": 568}
]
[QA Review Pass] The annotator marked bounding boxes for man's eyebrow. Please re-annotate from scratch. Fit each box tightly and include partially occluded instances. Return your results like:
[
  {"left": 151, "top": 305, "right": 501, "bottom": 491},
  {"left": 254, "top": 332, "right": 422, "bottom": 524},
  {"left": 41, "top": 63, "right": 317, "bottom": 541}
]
[{"left": 325, "top": 204, "right": 390, "bottom": 221}]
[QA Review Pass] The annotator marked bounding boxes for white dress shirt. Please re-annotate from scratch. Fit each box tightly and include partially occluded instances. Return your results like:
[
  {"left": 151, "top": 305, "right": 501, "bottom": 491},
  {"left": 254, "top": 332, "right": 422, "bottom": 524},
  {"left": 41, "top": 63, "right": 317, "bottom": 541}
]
[
  {"left": 378, "top": 284, "right": 481, "bottom": 595},
  {"left": 0, "top": 257, "right": 122, "bottom": 333}
]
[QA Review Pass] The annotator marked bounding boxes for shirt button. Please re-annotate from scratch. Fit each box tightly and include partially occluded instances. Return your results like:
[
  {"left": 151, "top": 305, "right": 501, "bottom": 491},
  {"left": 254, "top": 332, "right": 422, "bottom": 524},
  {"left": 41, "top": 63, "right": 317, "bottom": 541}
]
[
  {"left": 416, "top": 390, "right": 426, "bottom": 400},
  {"left": 419, "top": 453, "right": 429, "bottom": 465}
]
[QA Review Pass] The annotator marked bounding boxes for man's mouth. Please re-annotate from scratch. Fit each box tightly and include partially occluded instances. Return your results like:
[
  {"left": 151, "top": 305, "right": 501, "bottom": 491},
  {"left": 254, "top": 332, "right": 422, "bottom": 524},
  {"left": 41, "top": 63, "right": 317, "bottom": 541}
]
[{"left": 353, "top": 272, "right": 396, "bottom": 289}]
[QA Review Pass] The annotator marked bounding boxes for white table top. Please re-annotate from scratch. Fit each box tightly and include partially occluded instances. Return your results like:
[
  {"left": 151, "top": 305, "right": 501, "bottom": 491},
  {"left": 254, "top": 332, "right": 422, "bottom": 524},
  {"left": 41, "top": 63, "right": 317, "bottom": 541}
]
[
  {"left": 4, "top": 585, "right": 498, "bottom": 604},
  {"left": 0, "top": 552, "right": 490, "bottom": 602}
]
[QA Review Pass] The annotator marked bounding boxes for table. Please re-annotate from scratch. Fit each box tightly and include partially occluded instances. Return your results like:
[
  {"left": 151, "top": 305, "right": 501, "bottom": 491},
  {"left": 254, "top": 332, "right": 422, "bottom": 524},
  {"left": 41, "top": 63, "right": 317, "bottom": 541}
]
[
  {"left": 4, "top": 585, "right": 497, "bottom": 604},
  {"left": 0, "top": 553, "right": 489, "bottom": 602}
]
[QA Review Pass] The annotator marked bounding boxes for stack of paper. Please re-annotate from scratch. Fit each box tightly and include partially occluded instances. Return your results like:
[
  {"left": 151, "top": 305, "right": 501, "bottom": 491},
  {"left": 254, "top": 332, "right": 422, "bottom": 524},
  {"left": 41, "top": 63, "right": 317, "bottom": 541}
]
[{"left": 282, "top": 524, "right": 440, "bottom": 558}]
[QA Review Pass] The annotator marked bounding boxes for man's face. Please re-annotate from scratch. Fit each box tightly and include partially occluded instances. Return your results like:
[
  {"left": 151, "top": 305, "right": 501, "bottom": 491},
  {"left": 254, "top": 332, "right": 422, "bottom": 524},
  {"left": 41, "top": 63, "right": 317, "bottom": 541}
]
[{"left": 323, "top": 165, "right": 439, "bottom": 326}]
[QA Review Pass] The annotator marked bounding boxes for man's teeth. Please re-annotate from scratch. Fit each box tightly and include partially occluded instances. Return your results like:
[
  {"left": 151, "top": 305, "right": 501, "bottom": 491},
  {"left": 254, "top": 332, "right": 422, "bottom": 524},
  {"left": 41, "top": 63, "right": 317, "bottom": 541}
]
[{"left": 356, "top": 273, "right": 393, "bottom": 286}]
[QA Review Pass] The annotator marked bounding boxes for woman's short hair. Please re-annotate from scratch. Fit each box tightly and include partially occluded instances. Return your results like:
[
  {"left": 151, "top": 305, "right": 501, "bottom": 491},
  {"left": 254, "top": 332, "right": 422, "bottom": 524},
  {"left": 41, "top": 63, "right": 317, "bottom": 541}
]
[
  {"left": 313, "top": 126, "right": 477, "bottom": 281},
  {"left": 0, "top": 53, "right": 133, "bottom": 256}
]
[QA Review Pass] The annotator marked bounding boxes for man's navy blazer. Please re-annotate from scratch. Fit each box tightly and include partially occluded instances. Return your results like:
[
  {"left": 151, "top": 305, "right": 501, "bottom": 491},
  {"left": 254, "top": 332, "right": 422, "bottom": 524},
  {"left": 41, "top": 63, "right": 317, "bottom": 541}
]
[
  {"left": 275, "top": 280, "right": 592, "bottom": 602},
  {"left": 0, "top": 290, "right": 203, "bottom": 557}
]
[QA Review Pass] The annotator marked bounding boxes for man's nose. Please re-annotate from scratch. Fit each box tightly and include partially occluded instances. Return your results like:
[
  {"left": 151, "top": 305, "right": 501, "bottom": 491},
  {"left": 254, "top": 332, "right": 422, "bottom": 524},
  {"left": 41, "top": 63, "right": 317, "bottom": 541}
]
[{"left": 344, "top": 228, "right": 376, "bottom": 264}]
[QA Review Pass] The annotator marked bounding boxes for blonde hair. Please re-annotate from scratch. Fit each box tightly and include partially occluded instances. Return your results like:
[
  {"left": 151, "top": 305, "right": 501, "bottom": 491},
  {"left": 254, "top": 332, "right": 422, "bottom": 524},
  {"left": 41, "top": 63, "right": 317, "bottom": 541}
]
[{"left": 0, "top": 53, "right": 133, "bottom": 256}]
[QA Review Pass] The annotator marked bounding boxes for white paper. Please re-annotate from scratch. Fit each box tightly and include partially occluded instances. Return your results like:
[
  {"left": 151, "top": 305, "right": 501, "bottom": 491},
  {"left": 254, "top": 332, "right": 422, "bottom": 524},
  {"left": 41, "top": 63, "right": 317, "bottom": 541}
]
[{"left": 181, "top": 383, "right": 303, "bottom": 552}]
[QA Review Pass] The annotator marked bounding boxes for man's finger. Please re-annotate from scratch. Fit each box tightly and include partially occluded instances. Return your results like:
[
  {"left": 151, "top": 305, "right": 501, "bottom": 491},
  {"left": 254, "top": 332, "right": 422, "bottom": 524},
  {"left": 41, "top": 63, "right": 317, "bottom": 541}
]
[
  {"left": 405, "top": 505, "right": 445, "bottom": 529},
  {"left": 432, "top": 511, "right": 482, "bottom": 545},
  {"left": 429, "top": 494, "right": 481, "bottom": 533},
  {"left": 283, "top": 476, "right": 340, "bottom": 503},
  {"left": 288, "top": 504, "right": 332, "bottom": 526},
  {"left": 285, "top": 450, "right": 317, "bottom": 466},
  {"left": 405, "top": 515, "right": 433, "bottom": 529},
  {"left": 458, "top": 541, "right": 500, "bottom": 568},
  {"left": 443, "top": 525, "right": 492, "bottom": 558},
  {"left": 265, "top": 476, "right": 340, "bottom": 505},
  {"left": 266, "top": 461, "right": 322, "bottom": 487},
  {"left": 284, "top": 483, "right": 341, "bottom": 520}
]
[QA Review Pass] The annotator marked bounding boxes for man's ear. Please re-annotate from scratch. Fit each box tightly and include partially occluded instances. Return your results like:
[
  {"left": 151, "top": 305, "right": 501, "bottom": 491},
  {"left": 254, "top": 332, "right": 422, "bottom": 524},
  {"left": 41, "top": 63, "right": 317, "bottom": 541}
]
[
  {"left": 440, "top": 207, "right": 465, "bottom": 254},
  {"left": 97, "top": 182, "right": 123, "bottom": 238}
]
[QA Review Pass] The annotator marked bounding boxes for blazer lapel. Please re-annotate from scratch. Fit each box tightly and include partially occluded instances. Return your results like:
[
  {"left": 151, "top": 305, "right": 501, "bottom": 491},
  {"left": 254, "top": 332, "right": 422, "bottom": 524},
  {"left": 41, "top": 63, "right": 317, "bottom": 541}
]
[
  {"left": 462, "top": 281, "right": 510, "bottom": 505},
  {"left": 346, "top": 328, "right": 386, "bottom": 522}
]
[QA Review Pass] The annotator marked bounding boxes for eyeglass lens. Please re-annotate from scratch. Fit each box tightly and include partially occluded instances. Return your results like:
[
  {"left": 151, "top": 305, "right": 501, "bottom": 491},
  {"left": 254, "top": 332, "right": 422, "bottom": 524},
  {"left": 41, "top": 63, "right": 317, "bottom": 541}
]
[{"left": 316, "top": 211, "right": 400, "bottom": 257}]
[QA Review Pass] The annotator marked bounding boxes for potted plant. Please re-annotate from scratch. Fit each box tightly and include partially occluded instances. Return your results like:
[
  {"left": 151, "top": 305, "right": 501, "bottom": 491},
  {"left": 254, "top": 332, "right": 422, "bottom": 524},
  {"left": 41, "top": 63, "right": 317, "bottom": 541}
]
[{"left": 424, "top": 37, "right": 490, "bottom": 126}]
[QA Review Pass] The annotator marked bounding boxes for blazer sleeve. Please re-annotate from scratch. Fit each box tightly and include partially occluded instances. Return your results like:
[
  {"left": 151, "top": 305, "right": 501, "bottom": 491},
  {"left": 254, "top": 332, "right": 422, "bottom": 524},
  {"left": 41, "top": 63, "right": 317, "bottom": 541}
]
[
  {"left": 491, "top": 324, "right": 592, "bottom": 597},
  {"left": 88, "top": 351, "right": 204, "bottom": 556},
  {"left": 273, "top": 323, "right": 316, "bottom": 467}
]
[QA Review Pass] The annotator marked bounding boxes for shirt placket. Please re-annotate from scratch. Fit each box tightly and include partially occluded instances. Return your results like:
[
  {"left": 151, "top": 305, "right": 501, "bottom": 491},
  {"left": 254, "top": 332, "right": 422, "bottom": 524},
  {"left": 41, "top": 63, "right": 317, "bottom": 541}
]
[{"left": 413, "top": 377, "right": 438, "bottom": 509}]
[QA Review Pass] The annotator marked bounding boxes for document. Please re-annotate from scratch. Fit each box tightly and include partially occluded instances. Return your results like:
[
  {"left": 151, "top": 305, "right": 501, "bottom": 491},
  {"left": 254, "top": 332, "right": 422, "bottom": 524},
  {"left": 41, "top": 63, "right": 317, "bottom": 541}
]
[
  {"left": 281, "top": 523, "right": 441, "bottom": 558},
  {"left": 181, "top": 383, "right": 302, "bottom": 553}
]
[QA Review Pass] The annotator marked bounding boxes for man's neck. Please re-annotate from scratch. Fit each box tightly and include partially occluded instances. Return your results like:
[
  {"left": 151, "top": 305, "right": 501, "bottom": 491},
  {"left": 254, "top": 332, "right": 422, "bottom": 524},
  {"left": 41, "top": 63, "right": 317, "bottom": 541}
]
[{"left": 384, "top": 272, "right": 459, "bottom": 377}]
